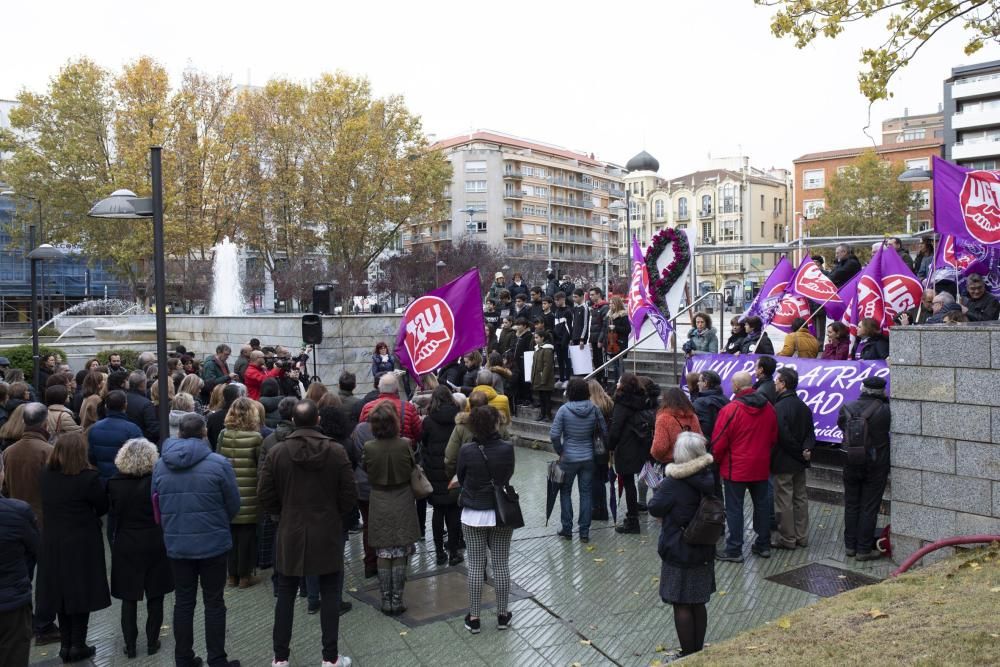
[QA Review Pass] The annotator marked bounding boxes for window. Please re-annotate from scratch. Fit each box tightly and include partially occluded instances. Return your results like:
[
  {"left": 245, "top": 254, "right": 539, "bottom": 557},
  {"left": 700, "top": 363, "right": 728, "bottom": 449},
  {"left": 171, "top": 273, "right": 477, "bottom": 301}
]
[
  {"left": 959, "top": 98, "right": 1000, "bottom": 114},
  {"left": 466, "top": 201, "right": 487, "bottom": 212},
  {"left": 914, "top": 189, "right": 930, "bottom": 210},
  {"left": 701, "top": 254, "right": 714, "bottom": 272},
  {"left": 720, "top": 219, "right": 740, "bottom": 241},
  {"left": 476, "top": 220, "right": 487, "bottom": 232},
  {"left": 654, "top": 200, "right": 664, "bottom": 219},
  {"left": 678, "top": 197, "right": 689, "bottom": 219},
  {"left": 905, "top": 158, "right": 929, "bottom": 171},
  {"left": 965, "top": 159, "right": 1000, "bottom": 170},
  {"left": 804, "top": 199, "right": 825, "bottom": 219},
  {"left": 760, "top": 194, "right": 765, "bottom": 210},
  {"left": 701, "top": 221, "right": 713, "bottom": 241},
  {"left": 837, "top": 165, "right": 851, "bottom": 176},
  {"left": 803, "top": 169, "right": 824, "bottom": 189},
  {"left": 465, "top": 160, "right": 487, "bottom": 173},
  {"left": 896, "top": 128, "right": 926, "bottom": 142},
  {"left": 721, "top": 184, "right": 738, "bottom": 213},
  {"left": 701, "top": 195, "right": 712, "bottom": 215},
  {"left": 466, "top": 180, "right": 487, "bottom": 193},
  {"left": 958, "top": 128, "right": 1000, "bottom": 145}
]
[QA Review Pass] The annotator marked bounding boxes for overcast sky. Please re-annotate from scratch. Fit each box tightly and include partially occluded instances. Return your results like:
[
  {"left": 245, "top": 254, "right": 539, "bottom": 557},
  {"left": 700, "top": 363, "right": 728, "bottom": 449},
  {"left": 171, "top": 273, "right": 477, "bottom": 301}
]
[{"left": 4, "top": 1, "right": 999, "bottom": 177}]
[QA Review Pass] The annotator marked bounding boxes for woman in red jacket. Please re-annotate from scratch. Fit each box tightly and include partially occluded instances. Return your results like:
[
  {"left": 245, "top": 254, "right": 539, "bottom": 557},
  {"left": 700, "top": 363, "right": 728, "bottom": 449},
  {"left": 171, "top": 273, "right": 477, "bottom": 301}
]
[{"left": 651, "top": 388, "right": 702, "bottom": 464}]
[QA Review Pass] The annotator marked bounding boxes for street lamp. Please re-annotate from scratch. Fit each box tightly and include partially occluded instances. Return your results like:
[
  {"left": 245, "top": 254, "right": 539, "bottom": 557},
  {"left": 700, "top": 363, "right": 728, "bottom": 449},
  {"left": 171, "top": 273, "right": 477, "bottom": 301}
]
[
  {"left": 462, "top": 207, "right": 476, "bottom": 236},
  {"left": 27, "top": 242, "right": 64, "bottom": 390},
  {"left": 897, "top": 167, "right": 932, "bottom": 236},
  {"left": 435, "top": 260, "right": 446, "bottom": 287},
  {"left": 88, "top": 146, "right": 169, "bottom": 443}
]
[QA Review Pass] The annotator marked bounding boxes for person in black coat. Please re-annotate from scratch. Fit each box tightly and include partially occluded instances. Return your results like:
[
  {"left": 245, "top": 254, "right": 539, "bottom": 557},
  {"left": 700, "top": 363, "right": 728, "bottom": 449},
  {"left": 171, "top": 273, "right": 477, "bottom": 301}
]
[
  {"left": 510, "top": 319, "right": 534, "bottom": 413},
  {"left": 420, "top": 386, "right": 463, "bottom": 566},
  {"left": 722, "top": 316, "right": 746, "bottom": 355},
  {"left": 207, "top": 383, "right": 243, "bottom": 450},
  {"left": 108, "top": 439, "right": 174, "bottom": 658},
  {"left": 456, "top": 406, "right": 516, "bottom": 633},
  {"left": 692, "top": 371, "right": 729, "bottom": 439},
  {"left": 0, "top": 451, "right": 40, "bottom": 667},
  {"left": 125, "top": 372, "right": 160, "bottom": 444},
  {"left": 838, "top": 376, "right": 892, "bottom": 561},
  {"left": 608, "top": 374, "right": 648, "bottom": 534},
  {"left": 36, "top": 432, "right": 111, "bottom": 663},
  {"left": 771, "top": 369, "right": 815, "bottom": 551},
  {"left": 829, "top": 244, "right": 862, "bottom": 287},
  {"left": 850, "top": 318, "right": 890, "bottom": 361},
  {"left": 752, "top": 356, "right": 777, "bottom": 405},
  {"left": 647, "top": 432, "right": 717, "bottom": 658},
  {"left": 739, "top": 316, "right": 773, "bottom": 355}
]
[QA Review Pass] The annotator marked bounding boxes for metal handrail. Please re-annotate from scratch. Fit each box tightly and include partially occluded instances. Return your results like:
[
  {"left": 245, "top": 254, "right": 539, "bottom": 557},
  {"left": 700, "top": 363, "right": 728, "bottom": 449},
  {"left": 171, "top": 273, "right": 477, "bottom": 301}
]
[{"left": 585, "top": 290, "right": 723, "bottom": 380}]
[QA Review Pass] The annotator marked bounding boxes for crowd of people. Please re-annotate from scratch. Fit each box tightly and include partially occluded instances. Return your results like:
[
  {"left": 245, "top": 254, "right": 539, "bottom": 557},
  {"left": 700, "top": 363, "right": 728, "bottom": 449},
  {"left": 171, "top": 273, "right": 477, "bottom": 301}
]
[{"left": 0, "top": 252, "right": 911, "bottom": 665}]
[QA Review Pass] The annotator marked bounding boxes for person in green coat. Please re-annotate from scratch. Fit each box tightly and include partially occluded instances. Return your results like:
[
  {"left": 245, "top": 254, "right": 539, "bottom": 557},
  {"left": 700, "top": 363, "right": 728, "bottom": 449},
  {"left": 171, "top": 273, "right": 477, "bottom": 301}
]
[
  {"left": 216, "top": 397, "right": 262, "bottom": 588},
  {"left": 531, "top": 331, "right": 556, "bottom": 421}
]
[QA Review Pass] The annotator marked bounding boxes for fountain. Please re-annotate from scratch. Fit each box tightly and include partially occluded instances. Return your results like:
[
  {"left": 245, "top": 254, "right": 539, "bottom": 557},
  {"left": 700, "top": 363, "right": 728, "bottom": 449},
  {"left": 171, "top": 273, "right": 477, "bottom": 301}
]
[
  {"left": 38, "top": 298, "right": 141, "bottom": 332},
  {"left": 55, "top": 318, "right": 115, "bottom": 342},
  {"left": 210, "top": 237, "right": 246, "bottom": 316}
]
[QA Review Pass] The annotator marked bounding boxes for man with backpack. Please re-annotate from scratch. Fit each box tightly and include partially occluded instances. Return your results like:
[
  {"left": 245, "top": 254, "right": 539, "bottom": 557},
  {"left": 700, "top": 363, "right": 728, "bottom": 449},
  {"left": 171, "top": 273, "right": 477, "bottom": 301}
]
[
  {"left": 838, "top": 376, "right": 891, "bottom": 561},
  {"left": 710, "top": 372, "right": 777, "bottom": 562},
  {"left": 771, "top": 368, "right": 815, "bottom": 550}
]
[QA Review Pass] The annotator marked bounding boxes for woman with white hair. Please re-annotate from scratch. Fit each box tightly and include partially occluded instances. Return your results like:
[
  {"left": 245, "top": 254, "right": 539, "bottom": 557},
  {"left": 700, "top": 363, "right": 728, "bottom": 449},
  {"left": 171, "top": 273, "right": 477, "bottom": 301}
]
[
  {"left": 107, "top": 438, "right": 174, "bottom": 658},
  {"left": 647, "top": 431, "right": 717, "bottom": 658}
]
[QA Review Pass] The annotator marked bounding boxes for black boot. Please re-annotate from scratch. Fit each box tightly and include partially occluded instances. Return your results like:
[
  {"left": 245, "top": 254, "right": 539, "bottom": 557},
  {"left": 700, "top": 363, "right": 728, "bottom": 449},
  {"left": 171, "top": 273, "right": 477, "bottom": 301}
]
[
  {"left": 615, "top": 517, "right": 641, "bottom": 534},
  {"left": 434, "top": 541, "right": 447, "bottom": 566},
  {"left": 68, "top": 613, "right": 95, "bottom": 662},
  {"left": 448, "top": 550, "right": 465, "bottom": 566}
]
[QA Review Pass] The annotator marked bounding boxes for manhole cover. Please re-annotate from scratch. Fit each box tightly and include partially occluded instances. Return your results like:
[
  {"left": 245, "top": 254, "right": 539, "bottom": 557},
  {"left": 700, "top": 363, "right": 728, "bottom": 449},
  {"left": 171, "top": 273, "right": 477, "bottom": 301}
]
[
  {"left": 350, "top": 566, "right": 532, "bottom": 627},
  {"left": 766, "top": 562, "right": 881, "bottom": 597}
]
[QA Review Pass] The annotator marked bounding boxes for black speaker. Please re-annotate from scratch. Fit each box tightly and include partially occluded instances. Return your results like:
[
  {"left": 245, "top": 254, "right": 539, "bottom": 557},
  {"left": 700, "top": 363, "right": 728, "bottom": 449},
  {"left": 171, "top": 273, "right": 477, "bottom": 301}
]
[
  {"left": 312, "top": 283, "right": 333, "bottom": 315},
  {"left": 301, "top": 314, "right": 323, "bottom": 345}
]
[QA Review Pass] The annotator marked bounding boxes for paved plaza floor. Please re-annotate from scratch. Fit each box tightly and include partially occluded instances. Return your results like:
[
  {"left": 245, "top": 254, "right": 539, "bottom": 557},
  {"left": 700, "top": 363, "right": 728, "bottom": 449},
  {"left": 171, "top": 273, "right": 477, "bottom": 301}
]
[{"left": 29, "top": 447, "right": 892, "bottom": 666}]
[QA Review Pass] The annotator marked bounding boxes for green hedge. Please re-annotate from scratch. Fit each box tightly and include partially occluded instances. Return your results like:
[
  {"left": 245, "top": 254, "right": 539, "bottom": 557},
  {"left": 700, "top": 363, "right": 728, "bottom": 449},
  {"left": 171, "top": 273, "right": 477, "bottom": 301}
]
[
  {"left": 4, "top": 344, "right": 66, "bottom": 380},
  {"left": 95, "top": 349, "right": 141, "bottom": 371}
]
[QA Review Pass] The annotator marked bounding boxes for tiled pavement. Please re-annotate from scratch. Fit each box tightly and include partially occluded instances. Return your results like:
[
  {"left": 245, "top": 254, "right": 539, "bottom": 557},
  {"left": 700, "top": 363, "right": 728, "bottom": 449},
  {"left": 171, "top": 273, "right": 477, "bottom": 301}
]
[{"left": 30, "top": 448, "right": 893, "bottom": 666}]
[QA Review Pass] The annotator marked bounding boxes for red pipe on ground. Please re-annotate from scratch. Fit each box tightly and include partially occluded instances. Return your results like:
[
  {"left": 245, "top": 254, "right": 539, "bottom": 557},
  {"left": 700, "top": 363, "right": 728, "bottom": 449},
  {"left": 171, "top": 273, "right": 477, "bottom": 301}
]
[{"left": 891, "top": 535, "right": 1000, "bottom": 577}]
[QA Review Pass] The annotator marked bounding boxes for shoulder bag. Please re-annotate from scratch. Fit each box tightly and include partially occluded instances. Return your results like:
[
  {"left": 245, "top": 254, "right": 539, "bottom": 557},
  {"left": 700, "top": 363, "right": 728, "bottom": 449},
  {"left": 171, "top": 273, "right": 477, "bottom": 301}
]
[
  {"left": 593, "top": 413, "right": 608, "bottom": 457},
  {"left": 478, "top": 444, "right": 525, "bottom": 529}
]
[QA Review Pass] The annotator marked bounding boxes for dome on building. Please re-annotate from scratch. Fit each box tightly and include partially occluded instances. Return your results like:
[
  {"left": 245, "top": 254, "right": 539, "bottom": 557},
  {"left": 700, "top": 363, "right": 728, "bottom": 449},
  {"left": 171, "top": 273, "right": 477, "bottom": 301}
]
[{"left": 625, "top": 150, "right": 659, "bottom": 173}]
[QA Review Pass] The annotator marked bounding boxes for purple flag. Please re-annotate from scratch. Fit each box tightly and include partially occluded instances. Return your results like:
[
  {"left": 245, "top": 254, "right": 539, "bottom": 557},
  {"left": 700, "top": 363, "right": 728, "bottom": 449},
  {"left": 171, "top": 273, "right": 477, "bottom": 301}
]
[
  {"left": 628, "top": 238, "right": 672, "bottom": 344},
  {"left": 933, "top": 155, "right": 1000, "bottom": 245},
  {"left": 744, "top": 257, "right": 794, "bottom": 322},
  {"left": 787, "top": 256, "right": 848, "bottom": 321},
  {"left": 839, "top": 246, "right": 922, "bottom": 334},
  {"left": 932, "top": 234, "right": 1000, "bottom": 298},
  {"left": 394, "top": 268, "right": 486, "bottom": 378}
]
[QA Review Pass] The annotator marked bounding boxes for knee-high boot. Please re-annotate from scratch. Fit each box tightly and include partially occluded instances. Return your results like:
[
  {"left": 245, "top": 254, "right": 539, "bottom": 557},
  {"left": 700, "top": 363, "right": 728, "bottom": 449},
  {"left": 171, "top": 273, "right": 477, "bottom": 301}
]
[
  {"left": 377, "top": 557, "right": 393, "bottom": 614},
  {"left": 390, "top": 557, "right": 408, "bottom": 615}
]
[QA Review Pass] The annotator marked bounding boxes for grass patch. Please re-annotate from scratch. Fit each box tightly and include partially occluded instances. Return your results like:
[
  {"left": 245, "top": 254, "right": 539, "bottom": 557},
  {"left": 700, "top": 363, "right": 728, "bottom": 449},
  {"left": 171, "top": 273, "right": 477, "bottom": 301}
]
[{"left": 684, "top": 544, "right": 1000, "bottom": 666}]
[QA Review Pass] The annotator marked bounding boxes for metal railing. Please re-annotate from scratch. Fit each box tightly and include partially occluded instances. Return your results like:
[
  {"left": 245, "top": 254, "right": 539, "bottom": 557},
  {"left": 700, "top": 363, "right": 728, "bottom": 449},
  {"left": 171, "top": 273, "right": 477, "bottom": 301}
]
[{"left": 586, "top": 291, "right": 723, "bottom": 382}]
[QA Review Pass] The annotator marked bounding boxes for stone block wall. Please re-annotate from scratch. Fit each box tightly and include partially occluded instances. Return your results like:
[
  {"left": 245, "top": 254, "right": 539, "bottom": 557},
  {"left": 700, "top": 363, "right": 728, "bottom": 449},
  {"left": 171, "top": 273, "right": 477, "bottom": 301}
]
[
  {"left": 165, "top": 314, "right": 402, "bottom": 387},
  {"left": 888, "top": 324, "right": 1000, "bottom": 564}
]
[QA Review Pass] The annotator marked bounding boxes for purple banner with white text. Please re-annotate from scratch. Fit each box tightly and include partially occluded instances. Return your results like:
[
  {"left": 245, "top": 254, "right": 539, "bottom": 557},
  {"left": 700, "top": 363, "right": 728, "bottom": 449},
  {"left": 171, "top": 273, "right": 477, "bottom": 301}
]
[{"left": 685, "top": 354, "right": 890, "bottom": 444}]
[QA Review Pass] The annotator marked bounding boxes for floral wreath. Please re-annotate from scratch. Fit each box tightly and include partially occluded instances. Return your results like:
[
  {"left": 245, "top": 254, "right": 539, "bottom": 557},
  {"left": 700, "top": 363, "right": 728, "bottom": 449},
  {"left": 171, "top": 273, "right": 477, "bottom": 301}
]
[{"left": 644, "top": 228, "right": 690, "bottom": 321}]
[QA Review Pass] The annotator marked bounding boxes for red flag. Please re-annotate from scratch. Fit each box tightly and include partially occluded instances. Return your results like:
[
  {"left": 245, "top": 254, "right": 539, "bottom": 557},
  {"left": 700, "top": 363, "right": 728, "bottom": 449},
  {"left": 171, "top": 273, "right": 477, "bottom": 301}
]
[
  {"left": 788, "top": 257, "right": 847, "bottom": 320},
  {"left": 841, "top": 247, "right": 923, "bottom": 334}
]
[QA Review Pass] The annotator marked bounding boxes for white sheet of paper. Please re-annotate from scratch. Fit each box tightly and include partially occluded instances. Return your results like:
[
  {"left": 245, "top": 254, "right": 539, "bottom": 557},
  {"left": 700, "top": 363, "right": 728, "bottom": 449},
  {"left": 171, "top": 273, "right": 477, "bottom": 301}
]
[
  {"left": 568, "top": 345, "right": 593, "bottom": 375},
  {"left": 523, "top": 350, "right": 533, "bottom": 383}
]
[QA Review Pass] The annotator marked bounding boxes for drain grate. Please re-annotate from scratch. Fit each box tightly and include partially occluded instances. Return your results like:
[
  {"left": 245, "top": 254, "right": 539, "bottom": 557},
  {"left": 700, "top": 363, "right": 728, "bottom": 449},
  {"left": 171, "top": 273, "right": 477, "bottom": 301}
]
[
  {"left": 766, "top": 562, "right": 881, "bottom": 597},
  {"left": 350, "top": 566, "right": 532, "bottom": 627}
]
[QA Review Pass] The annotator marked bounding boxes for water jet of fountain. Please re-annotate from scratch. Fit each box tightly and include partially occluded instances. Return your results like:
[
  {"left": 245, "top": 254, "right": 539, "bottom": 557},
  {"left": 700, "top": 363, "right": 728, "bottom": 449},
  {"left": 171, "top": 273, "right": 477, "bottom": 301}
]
[{"left": 210, "top": 237, "right": 246, "bottom": 316}]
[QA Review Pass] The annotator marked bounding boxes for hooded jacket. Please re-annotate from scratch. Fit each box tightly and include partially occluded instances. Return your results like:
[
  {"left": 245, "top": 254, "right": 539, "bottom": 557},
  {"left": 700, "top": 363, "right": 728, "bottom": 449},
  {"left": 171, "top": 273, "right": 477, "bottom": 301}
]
[
  {"left": 530, "top": 343, "right": 555, "bottom": 391},
  {"left": 692, "top": 388, "right": 729, "bottom": 440},
  {"left": 647, "top": 453, "right": 717, "bottom": 568},
  {"left": 589, "top": 300, "right": 609, "bottom": 345},
  {"left": 216, "top": 428, "right": 262, "bottom": 524},
  {"left": 850, "top": 334, "right": 890, "bottom": 360},
  {"left": 469, "top": 384, "right": 511, "bottom": 425},
  {"left": 0, "top": 494, "right": 37, "bottom": 613},
  {"left": 257, "top": 427, "right": 357, "bottom": 576},
  {"left": 169, "top": 409, "right": 189, "bottom": 438},
  {"left": 772, "top": 390, "right": 816, "bottom": 474},
  {"left": 550, "top": 400, "right": 606, "bottom": 463},
  {"left": 711, "top": 388, "right": 777, "bottom": 482},
  {"left": 445, "top": 411, "right": 474, "bottom": 480},
  {"left": 608, "top": 391, "right": 648, "bottom": 475},
  {"left": 420, "top": 403, "right": 460, "bottom": 506},
  {"left": 358, "top": 394, "right": 422, "bottom": 443},
  {"left": 46, "top": 404, "right": 81, "bottom": 438},
  {"left": 152, "top": 437, "right": 240, "bottom": 560}
]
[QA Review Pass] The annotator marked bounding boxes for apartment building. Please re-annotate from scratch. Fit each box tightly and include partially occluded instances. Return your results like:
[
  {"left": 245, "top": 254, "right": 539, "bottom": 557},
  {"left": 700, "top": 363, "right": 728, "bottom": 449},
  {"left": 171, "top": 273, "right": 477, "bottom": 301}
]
[
  {"left": 412, "top": 131, "right": 624, "bottom": 277},
  {"left": 621, "top": 153, "right": 792, "bottom": 299},
  {"left": 792, "top": 139, "right": 942, "bottom": 235},
  {"left": 944, "top": 60, "right": 1000, "bottom": 169},
  {"left": 882, "top": 109, "right": 943, "bottom": 144}
]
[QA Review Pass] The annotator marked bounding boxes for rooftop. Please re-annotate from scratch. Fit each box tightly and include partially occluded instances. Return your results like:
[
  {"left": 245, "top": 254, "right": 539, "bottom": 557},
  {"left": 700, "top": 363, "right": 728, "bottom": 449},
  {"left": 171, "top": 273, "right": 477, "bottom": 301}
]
[
  {"left": 432, "top": 130, "right": 609, "bottom": 169},
  {"left": 793, "top": 138, "right": 943, "bottom": 164}
]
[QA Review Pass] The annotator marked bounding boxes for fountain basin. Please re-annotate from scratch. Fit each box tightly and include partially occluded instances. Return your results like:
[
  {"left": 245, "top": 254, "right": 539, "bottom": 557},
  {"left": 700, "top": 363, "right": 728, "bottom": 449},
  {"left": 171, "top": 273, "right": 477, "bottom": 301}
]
[{"left": 94, "top": 323, "right": 158, "bottom": 342}]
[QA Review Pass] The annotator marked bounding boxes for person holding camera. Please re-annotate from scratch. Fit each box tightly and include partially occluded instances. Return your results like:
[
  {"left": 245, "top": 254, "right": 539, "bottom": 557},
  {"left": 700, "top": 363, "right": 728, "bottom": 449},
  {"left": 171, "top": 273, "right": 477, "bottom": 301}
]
[{"left": 244, "top": 351, "right": 283, "bottom": 401}]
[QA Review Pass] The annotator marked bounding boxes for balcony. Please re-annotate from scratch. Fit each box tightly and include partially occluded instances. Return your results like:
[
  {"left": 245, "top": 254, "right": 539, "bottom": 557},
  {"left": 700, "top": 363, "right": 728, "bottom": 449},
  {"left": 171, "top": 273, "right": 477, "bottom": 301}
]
[
  {"left": 504, "top": 230, "right": 523, "bottom": 239},
  {"left": 609, "top": 187, "right": 626, "bottom": 197},
  {"left": 436, "top": 230, "right": 452, "bottom": 240},
  {"left": 503, "top": 170, "right": 522, "bottom": 179},
  {"left": 952, "top": 106, "right": 1000, "bottom": 130},
  {"left": 699, "top": 208, "right": 713, "bottom": 218},
  {"left": 504, "top": 209, "right": 523, "bottom": 220},
  {"left": 503, "top": 191, "right": 523, "bottom": 200},
  {"left": 952, "top": 136, "right": 1000, "bottom": 161},
  {"left": 675, "top": 211, "right": 690, "bottom": 221},
  {"left": 952, "top": 73, "right": 1000, "bottom": 100}
]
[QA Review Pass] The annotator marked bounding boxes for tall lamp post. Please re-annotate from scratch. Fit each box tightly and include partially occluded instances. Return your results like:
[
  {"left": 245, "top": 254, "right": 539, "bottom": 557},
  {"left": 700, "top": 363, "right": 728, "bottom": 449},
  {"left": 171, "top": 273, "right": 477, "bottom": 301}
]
[
  {"left": 27, "top": 241, "right": 65, "bottom": 390},
  {"left": 435, "top": 260, "right": 446, "bottom": 287},
  {"left": 88, "top": 146, "right": 169, "bottom": 443}
]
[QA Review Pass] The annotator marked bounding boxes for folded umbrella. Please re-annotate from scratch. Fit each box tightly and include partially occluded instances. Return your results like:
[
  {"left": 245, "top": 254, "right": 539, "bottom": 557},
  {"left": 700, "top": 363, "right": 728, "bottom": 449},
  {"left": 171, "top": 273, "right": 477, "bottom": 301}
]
[
  {"left": 546, "top": 460, "right": 564, "bottom": 527},
  {"left": 607, "top": 465, "right": 618, "bottom": 523}
]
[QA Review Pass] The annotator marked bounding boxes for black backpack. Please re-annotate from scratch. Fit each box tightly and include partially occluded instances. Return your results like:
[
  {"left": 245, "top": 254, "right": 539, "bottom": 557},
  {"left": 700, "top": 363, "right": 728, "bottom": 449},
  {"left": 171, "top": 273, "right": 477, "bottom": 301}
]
[
  {"left": 631, "top": 408, "right": 656, "bottom": 452},
  {"left": 842, "top": 400, "right": 881, "bottom": 465},
  {"left": 682, "top": 491, "right": 726, "bottom": 546}
]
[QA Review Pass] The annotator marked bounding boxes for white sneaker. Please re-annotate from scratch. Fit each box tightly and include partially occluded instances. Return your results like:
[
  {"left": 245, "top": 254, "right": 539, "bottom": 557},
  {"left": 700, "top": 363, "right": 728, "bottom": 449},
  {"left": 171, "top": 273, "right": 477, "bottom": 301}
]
[
  {"left": 273, "top": 661, "right": 289, "bottom": 667},
  {"left": 323, "top": 658, "right": 352, "bottom": 667}
]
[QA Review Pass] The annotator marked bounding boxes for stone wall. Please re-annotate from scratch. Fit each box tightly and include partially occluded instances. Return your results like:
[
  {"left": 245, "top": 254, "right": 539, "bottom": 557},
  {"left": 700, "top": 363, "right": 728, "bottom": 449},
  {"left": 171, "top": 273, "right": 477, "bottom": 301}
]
[
  {"left": 888, "top": 323, "right": 1000, "bottom": 563},
  {"left": 165, "top": 314, "right": 402, "bottom": 387}
]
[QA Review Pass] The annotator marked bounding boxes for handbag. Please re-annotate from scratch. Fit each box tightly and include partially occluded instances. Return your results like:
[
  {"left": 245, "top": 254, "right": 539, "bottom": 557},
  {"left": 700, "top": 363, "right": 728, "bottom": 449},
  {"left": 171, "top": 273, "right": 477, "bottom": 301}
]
[
  {"left": 593, "top": 415, "right": 608, "bottom": 457},
  {"left": 410, "top": 463, "right": 433, "bottom": 499},
  {"left": 478, "top": 444, "right": 525, "bottom": 529}
]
